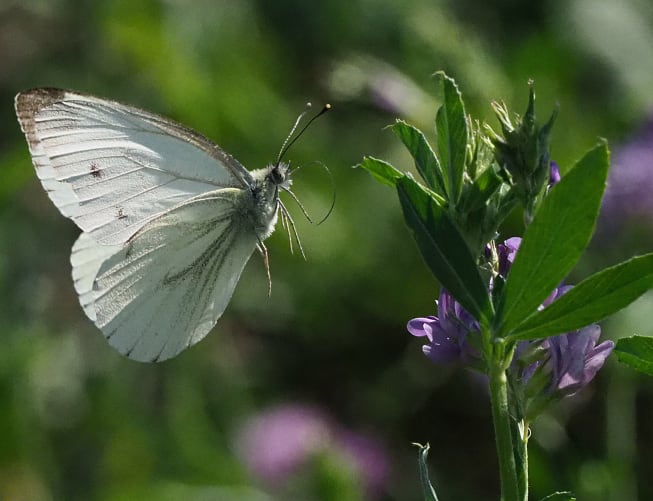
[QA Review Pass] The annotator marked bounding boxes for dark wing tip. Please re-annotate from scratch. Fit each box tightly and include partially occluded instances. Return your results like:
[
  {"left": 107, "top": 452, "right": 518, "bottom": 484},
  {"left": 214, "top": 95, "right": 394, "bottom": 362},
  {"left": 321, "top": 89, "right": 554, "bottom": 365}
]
[
  {"left": 15, "top": 88, "right": 67, "bottom": 118},
  {"left": 14, "top": 88, "right": 68, "bottom": 155}
]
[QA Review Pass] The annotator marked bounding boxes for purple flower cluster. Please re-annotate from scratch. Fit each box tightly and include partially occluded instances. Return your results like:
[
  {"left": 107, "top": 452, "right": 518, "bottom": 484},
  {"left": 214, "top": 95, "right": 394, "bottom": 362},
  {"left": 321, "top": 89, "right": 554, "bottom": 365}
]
[{"left": 408, "top": 237, "right": 614, "bottom": 407}]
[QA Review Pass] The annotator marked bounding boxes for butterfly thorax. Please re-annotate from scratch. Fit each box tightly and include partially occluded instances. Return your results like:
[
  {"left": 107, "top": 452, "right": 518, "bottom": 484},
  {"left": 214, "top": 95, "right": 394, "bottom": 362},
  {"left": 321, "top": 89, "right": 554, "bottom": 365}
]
[{"left": 245, "top": 162, "right": 291, "bottom": 240}]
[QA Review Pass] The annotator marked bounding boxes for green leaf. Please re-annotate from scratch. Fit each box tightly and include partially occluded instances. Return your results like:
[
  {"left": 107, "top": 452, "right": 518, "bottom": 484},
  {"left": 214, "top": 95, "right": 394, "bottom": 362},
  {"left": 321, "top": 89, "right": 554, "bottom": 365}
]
[
  {"left": 495, "top": 142, "right": 610, "bottom": 337},
  {"left": 356, "top": 156, "right": 404, "bottom": 187},
  {"left": 460, "top": 165, "right": 503, "bottom": 213},
  {"left": 397, "top": 175, "right": 491, "bottom": 324},
  {"left": 391, "top": 120, "right": 444, "bottom": 194},
  {"left": 508, "top": 253, "right": 653, "bottom": 341},
  {"left": 615, "top": 336, "right": 653, "bottom": 376},
  {"left": 413, "top": 443, "right": 440, "bottom": 501},
  {"left": 434, "top": 72, "right": 467, "bottom": 203}
]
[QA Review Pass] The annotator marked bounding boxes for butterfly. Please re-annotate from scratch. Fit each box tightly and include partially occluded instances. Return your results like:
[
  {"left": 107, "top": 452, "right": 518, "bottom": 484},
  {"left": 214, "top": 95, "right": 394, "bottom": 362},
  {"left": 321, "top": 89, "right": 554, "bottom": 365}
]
[{"left": 15, "top": 88, "right": 329, "bottom": 362}]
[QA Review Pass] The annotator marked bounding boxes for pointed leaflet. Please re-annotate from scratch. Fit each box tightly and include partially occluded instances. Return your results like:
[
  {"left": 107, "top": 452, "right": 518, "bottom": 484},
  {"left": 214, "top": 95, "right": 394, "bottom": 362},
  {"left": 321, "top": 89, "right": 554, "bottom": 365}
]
[
  {"left": 397, "top": 175, "right": 491, "bottom": 324},
  {"left": 434, "top": 72, "right": 467, "bottom": 203},
  {"left": 356, "top": 156, "right": 404, "bottom": 187},
  {"left": 495, "top": 142, "right": 610, "bottom": 337},
  {"left": 391, "top": 120, "right": 444, "bottom": 195},
  {"left": 507, "top": 253, "right": 653, "bottom": 341},
  {"left": 615, "top": 336, "right": 653, "bottom": 376}
]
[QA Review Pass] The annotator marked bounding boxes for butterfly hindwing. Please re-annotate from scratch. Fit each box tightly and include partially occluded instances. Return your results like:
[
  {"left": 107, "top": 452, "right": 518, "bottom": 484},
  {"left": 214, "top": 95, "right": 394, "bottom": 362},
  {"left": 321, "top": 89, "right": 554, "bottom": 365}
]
[
  {"left": 85, "top": 190, "right": 259, "bottom": 362},
  {"left": 71, "top": 232, "right": 122, "bottom": 322}
]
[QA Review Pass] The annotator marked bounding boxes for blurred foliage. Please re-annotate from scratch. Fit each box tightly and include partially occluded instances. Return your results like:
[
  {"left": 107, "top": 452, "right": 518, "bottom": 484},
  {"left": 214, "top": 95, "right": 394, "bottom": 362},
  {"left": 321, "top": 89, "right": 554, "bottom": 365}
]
[{"left": 1, "top": 0, "right": 653, "bottom": 500}]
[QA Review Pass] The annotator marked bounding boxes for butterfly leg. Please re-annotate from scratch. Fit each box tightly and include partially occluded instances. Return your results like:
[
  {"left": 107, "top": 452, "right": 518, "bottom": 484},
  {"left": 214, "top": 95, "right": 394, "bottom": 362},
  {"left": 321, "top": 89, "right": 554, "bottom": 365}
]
[{"left": 256, "top": 240, "right": 272, "bottom": 296}]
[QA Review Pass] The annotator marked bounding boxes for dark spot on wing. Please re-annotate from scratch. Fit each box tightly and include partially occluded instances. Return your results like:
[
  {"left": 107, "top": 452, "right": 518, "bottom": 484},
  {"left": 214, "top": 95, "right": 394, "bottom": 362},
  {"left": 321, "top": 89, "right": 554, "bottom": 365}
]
[{"left": 90, "top": 162, "right": 102, "bottom": 178}]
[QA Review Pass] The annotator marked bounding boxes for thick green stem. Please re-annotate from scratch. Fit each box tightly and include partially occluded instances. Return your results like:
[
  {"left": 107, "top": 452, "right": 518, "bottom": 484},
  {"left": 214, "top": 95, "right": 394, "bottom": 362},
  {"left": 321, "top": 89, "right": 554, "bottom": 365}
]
[{"left": 489, "top": 360, "right": 520, "bottom": 501}]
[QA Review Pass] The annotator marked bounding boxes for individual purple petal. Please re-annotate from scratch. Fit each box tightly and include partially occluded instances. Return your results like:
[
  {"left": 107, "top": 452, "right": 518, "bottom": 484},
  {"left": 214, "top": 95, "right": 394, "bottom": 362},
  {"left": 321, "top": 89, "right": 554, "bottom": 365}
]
[
  {"left": 422, "top": 334, "right": 466, "bottom": 364},
  {"left": 407, "top": 317, "right": 437, "bottom": 341},
  {"left": 540, "top": 284, "right": 573, "bottom": 309},
  {"left": 497, "top": 237, "right": 522, "bottom": 278}
]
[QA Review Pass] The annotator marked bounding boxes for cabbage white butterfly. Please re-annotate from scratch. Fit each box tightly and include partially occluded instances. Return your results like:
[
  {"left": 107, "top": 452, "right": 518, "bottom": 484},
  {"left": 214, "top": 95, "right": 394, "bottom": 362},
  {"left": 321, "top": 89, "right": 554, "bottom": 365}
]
[{"left": 15, "top": 88, "right": 329, "bottom": 362}]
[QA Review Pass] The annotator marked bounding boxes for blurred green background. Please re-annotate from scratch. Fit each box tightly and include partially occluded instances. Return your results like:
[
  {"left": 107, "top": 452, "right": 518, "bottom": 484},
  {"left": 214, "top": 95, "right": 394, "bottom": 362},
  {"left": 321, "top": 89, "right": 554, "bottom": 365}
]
[{"left": 2, "top": 0, "right": 653, "bottom": 500}]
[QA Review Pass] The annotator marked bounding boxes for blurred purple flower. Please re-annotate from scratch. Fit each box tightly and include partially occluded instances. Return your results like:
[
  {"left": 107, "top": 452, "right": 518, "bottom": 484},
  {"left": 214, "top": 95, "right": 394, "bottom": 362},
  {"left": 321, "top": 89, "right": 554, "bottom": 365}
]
[
  {"left": 407, "top": 288, "right": 480, "bottom": 364},
  {"left": 237, "top": 404, "right": 331, "bottom": 484},
  {"left": 236, "top": 403, "right": 389, "bottom": 498},
  {"left": 600, "top": 116, "right": 653, "bottom": 230},
  {"left": 337, "top": 429, "right": 390, "bottom": 499},
  {"left": 549, "top": 160, "right": 561, "bottom": 186}
]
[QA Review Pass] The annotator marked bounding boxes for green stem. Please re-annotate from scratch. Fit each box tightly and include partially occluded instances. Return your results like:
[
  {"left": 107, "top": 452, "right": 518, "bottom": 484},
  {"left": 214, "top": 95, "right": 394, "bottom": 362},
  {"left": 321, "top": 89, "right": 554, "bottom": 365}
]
[
  {"left": 518, "top": 421, "right": 529, "bottom": 501},
  {"left": 489, "top": 355, "right": 520, "bottom": 501}
]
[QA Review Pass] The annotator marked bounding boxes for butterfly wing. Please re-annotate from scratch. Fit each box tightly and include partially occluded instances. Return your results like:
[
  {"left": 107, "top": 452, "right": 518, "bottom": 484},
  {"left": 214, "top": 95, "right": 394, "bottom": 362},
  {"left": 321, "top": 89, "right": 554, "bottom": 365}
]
[
  {"left": 78, "top": 189, "right": 260, "bottom": 362},
  {"left": 70, "top": 232, "right": 122, "bottom": 322},
  {"left": 15, "top": 88, "right": 254, "bottom": 244}
]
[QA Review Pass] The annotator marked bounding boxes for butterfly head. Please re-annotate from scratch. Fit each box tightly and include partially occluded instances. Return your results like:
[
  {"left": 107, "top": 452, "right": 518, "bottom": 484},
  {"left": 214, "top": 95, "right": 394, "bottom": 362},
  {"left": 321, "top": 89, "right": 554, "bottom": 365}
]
[{"left": 267, "top": 161, "right": 292, "bottom": 191}]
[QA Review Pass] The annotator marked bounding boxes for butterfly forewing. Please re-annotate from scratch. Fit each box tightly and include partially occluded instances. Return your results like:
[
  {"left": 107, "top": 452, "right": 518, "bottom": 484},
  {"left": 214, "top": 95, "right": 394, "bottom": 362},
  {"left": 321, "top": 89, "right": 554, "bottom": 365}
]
[{"left": 15, "top": 89, "right": 254, "bottom": 245}]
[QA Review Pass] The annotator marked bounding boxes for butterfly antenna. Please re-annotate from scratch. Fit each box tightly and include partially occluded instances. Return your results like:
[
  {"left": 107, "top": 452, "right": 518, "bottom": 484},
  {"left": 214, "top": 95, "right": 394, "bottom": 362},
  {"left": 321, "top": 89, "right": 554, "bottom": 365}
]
[
  {"left": 276, "top": 103, "right": 331, "bottom": 164},
  {"left": 288, "top": 160, "right": 336, "bottom": 225}
]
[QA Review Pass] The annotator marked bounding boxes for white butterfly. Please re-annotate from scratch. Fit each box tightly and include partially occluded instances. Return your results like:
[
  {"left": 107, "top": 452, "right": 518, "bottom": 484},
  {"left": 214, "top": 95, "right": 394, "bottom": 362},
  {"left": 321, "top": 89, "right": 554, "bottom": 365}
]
[{"left": 15, "top": 88, "right": 328, "bottom": 362}]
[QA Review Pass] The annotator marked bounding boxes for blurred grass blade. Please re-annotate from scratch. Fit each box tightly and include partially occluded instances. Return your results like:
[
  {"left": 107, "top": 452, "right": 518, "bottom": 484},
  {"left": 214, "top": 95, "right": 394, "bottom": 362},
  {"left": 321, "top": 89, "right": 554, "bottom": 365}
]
[
  {"left": 495, "top": 142, "right": 610, "bottom": 336},
  {"left": 508, "top": 253, "right": 653, "bottom": 341},
  {"left": 434, "top": 72, "right": 467, "bottom": 203},
  {"left": 539, "top": 492, "right": 576, "bottom": 501},
  {"left": 615, "top": 336, "right": 653, "bottom": 376},
  {"left": 391, "top": 120, "right": 444, "bottom": 194},
  {"left": 414, "top": 443, "right": 440, "bottom": 501},
  {"left": 397, "top": 175, "right": 491, "bottom": 324},
  {"left": 357, "top": 156, "right": 404, "bottom": 187}
]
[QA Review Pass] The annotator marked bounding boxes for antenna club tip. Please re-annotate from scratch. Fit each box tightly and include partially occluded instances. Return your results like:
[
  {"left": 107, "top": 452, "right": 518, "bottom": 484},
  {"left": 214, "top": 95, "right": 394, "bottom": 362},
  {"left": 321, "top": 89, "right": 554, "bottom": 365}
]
[{"left": 325, "top": 103, "right": 332, "bottom": 110}]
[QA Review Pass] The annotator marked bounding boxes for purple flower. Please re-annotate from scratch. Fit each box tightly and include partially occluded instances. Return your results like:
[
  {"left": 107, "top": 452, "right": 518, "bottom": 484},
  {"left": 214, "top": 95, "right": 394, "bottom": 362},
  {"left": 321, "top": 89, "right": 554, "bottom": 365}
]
[
  {"left": 549, "top": 160, "right": 561, "bottom": 186},
  {"left": 236, "top": 404, "right": 331, "bottom": 484},
  {"left": 407, "top": 288, "right": 480, "bottom": 364},
  {"left": 510, "top": 283, "right": 614, "bottom": 418},
  {"left": 546, "top": 324, "right": 614, "bottom": 395},
  {"left": 411, "top": 236, "right": 614, "bottom": 413},
  {"left": 600, "top": 116, "right": 653, "bottom": 231},
  {"left": 497, "top": 237, "right": 522, "bottom": 278},
  {"left": 235, "top": 403, "right": 389, "bottom": 498}
]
